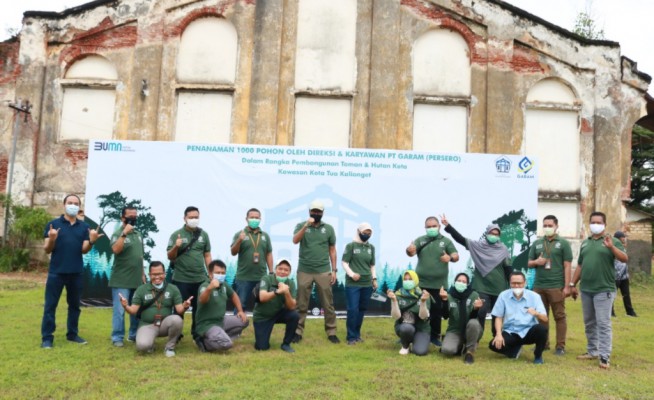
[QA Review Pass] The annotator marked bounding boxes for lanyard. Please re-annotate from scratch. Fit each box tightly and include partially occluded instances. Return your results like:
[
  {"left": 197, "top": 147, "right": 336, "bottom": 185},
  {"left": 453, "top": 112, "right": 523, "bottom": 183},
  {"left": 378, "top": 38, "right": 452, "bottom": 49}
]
[
  {"left": 247, "top": 230, "right": 261, "bottom": 250},
  {"left": 151, "top": 289, "right": 163, "bottom": 310}
]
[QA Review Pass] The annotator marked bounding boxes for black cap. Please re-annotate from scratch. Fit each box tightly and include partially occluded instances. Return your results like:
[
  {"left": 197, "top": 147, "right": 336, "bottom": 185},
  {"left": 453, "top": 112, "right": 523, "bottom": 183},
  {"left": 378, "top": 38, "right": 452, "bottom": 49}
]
[{"left": 614, "top": 231, "right": 626, "bottom": 239}]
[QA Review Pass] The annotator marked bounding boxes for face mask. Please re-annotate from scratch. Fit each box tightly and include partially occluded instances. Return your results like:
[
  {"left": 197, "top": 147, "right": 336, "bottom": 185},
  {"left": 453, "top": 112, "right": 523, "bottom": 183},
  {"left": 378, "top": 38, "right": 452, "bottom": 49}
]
[
  {"left": 512, "top": 288, "right": 524, "bottom": 297},
  {"left": 454, "top": 281, "right": 467, "bottom": 293},
  {"left": 486, "top": 234, "right": 500, "bottom": 244},
  {"left": 65, "top": 204, "right": 80, "bottom": 217},
  {"left": 310, "top": 213, "right": 322, "bottom": 223},
  {"left": 125, "top": 217, "right": 137, "bottom": 226},
  {"left": 403, "top": 280, "right": 416, "bottom": 291},
  {"left": 276, "top": 275, "right": 288, "bottom": 283},
  {"left": 248, "top": 219, "right": 260, "bottom": 229},
  {"left": 543, "top": 227, "right": 555, "bottom": 237},
  {"left": 589, "top": 223, "right": 605, "bottom": 235},
  {"left": 359, "top": 233, "right": 371, "bottom": 242},
  {"left": 153, "top": 282, "right": 164, "bottom": 290},
  {"left": 426, "top": 227, "right": 439, "bottom": 237},
  {"left": 213, "top": 274, "right": 226, "bottom": 283},
  {"left": 186, "top": 218, "right": 200, "bottom": 229}
]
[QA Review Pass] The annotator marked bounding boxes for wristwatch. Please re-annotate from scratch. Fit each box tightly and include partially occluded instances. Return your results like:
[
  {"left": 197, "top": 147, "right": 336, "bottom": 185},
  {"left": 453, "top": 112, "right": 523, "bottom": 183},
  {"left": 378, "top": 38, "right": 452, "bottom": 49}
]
[
  {"left": 121, "top": 233, "right": 127, "bottom": 238},
  {"left": 569, "top": 282, "right": 575, "bottom": 287}
]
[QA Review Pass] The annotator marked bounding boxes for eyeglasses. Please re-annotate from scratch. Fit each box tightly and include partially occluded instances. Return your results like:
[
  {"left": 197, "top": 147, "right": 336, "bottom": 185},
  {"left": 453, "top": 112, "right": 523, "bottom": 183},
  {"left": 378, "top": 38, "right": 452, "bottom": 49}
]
[{"left": 150, "top": 273, "right": 165, "bottom": 277}]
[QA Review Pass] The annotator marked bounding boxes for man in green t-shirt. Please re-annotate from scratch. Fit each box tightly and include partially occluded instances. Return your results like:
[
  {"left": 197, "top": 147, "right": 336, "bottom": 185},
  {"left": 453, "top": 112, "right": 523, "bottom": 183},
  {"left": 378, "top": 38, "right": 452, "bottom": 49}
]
[
  {"left": 230, "top": 208, "right": 273, "bottom": 312},
  {"left": 119, "top": 262, "right": 193, "bottom": 357},
  {"left": 292, "top": 200, "right": 339, "bottom": 344},
  {"left": 109, "top": 206, "right": 145, "bottom": 347},
  {"left": 527, "top": 215, "right": 573, "bottom": 356},
  {"left": 166, "top": 206, "right": 212, "bottom": 344},
  {"left": 406, "top": 216, "right": 459, "bottom": 346},
  {"left": 195, "top": 260, "right": 249, "bottom": 352},
  {"left": 571, "top": 211, "right": 627, "bottom": 370}
]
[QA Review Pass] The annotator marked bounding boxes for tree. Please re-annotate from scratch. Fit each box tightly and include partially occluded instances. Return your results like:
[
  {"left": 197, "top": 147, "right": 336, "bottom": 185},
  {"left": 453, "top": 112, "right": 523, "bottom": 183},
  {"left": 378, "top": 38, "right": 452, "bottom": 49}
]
[
  {"left": 572, "top": 2, "right": 605, "bottom": 40},
  {"left": 629, "top": 125, "right": 654, "bottom": 213},
  {"left": 493, "top": 209, "right": 536, "bottom": 257}
]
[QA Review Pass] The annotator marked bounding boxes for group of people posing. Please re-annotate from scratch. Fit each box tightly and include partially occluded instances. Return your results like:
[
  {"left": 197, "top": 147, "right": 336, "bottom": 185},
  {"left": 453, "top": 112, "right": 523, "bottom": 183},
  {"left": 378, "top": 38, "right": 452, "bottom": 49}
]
[{"left": 40, "top": 195, "right": 634, "bottom": 369}]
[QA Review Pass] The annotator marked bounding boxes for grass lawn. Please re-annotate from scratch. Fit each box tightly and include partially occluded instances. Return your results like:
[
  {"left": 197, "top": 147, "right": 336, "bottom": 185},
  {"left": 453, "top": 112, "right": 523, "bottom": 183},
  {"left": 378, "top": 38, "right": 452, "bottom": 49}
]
[{"left": 1, "top": 275, "right": 653, "bottom": 399}]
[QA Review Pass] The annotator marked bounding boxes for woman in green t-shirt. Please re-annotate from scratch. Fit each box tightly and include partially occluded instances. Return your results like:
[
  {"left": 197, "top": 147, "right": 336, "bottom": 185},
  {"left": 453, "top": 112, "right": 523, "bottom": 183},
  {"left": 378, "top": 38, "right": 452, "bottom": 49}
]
[{"left": 387, "top": 270, "right": 432, "bottom": 356}]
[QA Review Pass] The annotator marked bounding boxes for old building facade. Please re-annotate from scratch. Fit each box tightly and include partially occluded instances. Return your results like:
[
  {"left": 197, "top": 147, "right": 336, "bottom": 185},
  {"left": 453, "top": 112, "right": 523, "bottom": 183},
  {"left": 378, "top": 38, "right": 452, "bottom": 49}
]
[{"left": 0, "top": 0, "right": 651, "bottom": 263}]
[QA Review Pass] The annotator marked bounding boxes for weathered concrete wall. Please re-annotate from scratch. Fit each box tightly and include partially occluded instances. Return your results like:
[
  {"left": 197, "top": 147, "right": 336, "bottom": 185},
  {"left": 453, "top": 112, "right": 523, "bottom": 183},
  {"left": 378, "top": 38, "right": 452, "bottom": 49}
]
[{"left": 0, "top": 0, "right": 650, "bottom": 251}]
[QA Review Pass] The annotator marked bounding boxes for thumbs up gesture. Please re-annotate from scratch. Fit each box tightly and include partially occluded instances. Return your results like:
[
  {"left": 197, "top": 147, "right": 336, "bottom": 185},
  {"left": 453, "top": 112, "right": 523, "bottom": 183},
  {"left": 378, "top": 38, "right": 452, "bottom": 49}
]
[{"left": 175, "top": 234, "right": 183, "bottom": 247}]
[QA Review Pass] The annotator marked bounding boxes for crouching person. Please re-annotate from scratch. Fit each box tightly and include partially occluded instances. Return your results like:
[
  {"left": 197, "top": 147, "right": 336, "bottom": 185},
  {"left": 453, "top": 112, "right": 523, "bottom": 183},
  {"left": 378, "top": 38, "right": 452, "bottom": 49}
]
[
  {"left": 195, "top": 260, "right": 249, "bottom": 352},
  {"left": 119, "top": 261, "right": 192, "bottom": 357},
  {"left": 388, "top": 270, "right": 432, "bottom": 356},
  {"left": 253, "top": 259, "right": 299, "bottom": 353},
  {"left": 440, "top": 273, "right": 484, "bottom": 364}
]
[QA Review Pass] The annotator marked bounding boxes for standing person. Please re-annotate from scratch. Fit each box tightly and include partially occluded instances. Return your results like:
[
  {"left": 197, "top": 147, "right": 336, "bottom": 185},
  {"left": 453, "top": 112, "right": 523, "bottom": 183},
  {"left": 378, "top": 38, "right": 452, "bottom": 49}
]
[
  {"left": 441, "top": 215, "right": 512, "bottom": 337},
  {"left": 195, "top": 260, "right": 249, "bottom": 353},
  {"left": 571, "top": 212, "right": 628, "bottom": 369},
  {"left": 440, "top": 273, "right": 484, "bottom": 364},
  {"left": 166, "top": 206, "right": 211, "bottom": 346},
  {"left": 406, "top": 216, "right": 459, "bottom": 346},
  {"left": 387, "top": 270, "right": 432, "bottom": 356},
  {"left": 612, "top": 231, "right": 637, "bottom": 317},
  {"left": 230, "top": 208, "right": 273, "bottom": 311},
  {"left": 109, "top": 206, "right": 145, "bottom": 347},
  {"left": 342, "top": 222, "right": 377, "bottom": 345},
  {"left": 253, "top": 259, "right": 299, "bottom": 353},
  {"left": 527, "top": 215, "right": 573, "bottom": 355},
  {"left": 41, "top": 194, "right": 103, "bottom": 349},
  {"left": 292, "top": 200, "right": 339, "bottom": 344},
  {"left": 119, "top": 261, "right": 193, "bottom": 357},
  {"left": 489, "top": 271, "right": 549, "bottom": 364}
]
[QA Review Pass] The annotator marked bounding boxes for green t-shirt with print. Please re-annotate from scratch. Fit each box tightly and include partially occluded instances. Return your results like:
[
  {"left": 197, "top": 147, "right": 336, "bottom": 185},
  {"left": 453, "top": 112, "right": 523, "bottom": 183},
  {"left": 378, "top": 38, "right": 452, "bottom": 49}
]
[
  {"left": 528, "top": 235, "right": 573, "bottom": 289},
  {"left": 132, "top": 283, "right": 183, "bottom": 328},
  {"left": 578, "top": 236, "right": 625, "bottom": 293},
  {"left": 232, "top": 227, "right": 273, "bottom": 281},
  {"left": 471, "top": 258, "right": 510, "bottom": 296},
  {"left": 195, "top": 279, "right": 234, "bottom": 336},
  {"left": 445, "top": 291, "right": 480, "bottom": 334},
  {"left": 167, "top": 227, "right": 211, "bottom": 283},
  {"left": 394, "top": 290, "right": 432, "bottom": 333},
  {"left": 253, "top": 275, "right": 297, "bottom": 322},
  {"left": 109, "top": 226, "right": 144, "bottom": 289},
  {"left": 342, "top": 242, "right": 375, "bottom": 287},
  {"left": 414, "top": 234, "right": 458, "bottom": 289},
  {"left": 294, "top": 222, "right": 336, "bottom": 274}
]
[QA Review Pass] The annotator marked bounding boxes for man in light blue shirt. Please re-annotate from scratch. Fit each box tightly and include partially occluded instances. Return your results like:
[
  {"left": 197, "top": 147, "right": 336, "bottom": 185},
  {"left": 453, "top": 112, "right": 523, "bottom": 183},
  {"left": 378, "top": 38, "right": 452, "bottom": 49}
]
[{"left": 489, "top": 271, "right": 549, "bottom": 364}]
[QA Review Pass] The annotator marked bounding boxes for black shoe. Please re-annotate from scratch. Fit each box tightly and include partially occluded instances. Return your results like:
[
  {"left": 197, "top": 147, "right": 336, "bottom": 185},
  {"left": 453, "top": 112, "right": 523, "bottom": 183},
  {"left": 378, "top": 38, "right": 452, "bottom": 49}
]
[
  {"left": 281, "top": 344, "right": 295, "bottom": 353},
  {"left": 628, "top": 312, "right": 638, "bottom": 317},
  {"left": 430, "top": 338, "right": 442, "bottom": 347},
  {"left": 464, "top": 353, "right": 474, "bottom": 364},
  {"left": 67, "top": 336, "right": 88, "bottom": 345},
  {"left": 291, "top": 334, "right": 302, "bottom": 343},
  {"left": 328, "top": 335, "right": 341, "bottom": 344},
  {"left": 194, "top": 337, "right": 207, "bottom": 353}
]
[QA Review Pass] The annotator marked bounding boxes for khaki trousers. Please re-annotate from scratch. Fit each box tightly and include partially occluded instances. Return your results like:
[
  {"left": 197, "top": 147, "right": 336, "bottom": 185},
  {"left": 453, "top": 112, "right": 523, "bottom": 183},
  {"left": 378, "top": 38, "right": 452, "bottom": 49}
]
[
  {"left": 295, "top": 271, "right": 337, "bottom": 336},
  {"left": 534, "top": 287, "right": 567, "bottom": 350}
]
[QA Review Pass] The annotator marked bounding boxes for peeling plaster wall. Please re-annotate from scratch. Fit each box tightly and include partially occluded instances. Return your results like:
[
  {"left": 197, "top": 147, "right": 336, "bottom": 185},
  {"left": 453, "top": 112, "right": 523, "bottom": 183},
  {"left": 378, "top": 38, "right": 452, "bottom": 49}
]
[{"left": 0, "top": 0, "right": 650, "bottom": 252}]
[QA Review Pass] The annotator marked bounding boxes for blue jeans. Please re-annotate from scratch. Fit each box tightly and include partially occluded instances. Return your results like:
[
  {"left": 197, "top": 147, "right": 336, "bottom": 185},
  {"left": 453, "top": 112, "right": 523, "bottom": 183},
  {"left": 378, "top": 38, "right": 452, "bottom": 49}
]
[
  {"left": 233, "top": 280, "right": 258, "bottom": 312},
  {"left": 253, "top": 309, "right": 299, "bottom": 350},
  {"left": 111, "top": 288, "right": 138, "bottom": 342},
  {"left": 345, "top": 285, "right": 373, "bottom": 341},
  {"left": 41, "top": 272, "right": 83, "bottom": 342}
]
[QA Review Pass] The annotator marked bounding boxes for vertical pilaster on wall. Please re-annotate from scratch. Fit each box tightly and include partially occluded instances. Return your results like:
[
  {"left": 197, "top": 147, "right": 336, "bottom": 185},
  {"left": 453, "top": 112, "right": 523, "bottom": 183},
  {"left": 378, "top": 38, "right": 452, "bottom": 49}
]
[
  {"left": 275, "top": 0, "right": 298, "bottom": 146},
  {"left": 485, "top": 39, "right": 516, "bottom": 154},
  {"left": 350, "top": 0, "right": 373, "bottom": 149}
]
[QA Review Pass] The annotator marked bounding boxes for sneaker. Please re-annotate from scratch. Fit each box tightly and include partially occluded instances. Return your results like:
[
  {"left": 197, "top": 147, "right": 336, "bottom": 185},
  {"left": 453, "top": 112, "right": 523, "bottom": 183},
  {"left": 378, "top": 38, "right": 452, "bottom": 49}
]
[
  {"left": 127, "top": 336, "right": 136, "bottom": 343},
  {"left": 534, "top": 356, "right": 544, "bottom": 365},
  {"left": 430, "top": 338, "right": 442, "bottom": 347},
  {"left": 399, "top": 347, "right": 410, "bottom": 355},
  {"left": 164, "top": 348, "right": 176, "bottom": 357},
  {"left": 67, "top": 336, "right": 88, "bottom": 345},
  {"left": 291, "top": 334, "right": 302, "bottom": 344},
  {"left": 464, "top": 353, "right": 474, "bottom": 364},
  {"left": 280, "top": 344, "right": 295, "bottom": 353},
  {"left": 627, "top": 312, "right": 638, "bottom": 318},
  {"left": 599, "top": 357, "right": 610, "bottom": 369},
  {"left": 347, "top": 340, "right": 357, "bottom": 345},
  {"left": 511, "top": 345, "right": 523, "bottom": 359},
  {"left": 41, "top": 340, "right": 53, "bottom": 349},
  {"left": 554, "top": 348, "right": 565, "bottom": 356},
  {"left": 112, "top": 341, "right": 124, "bottom": 347},
  {"left": 576, "top": 353, "right": 599, "bottom": 360},
  {"left": 194, "top": 337, "right": 207, "bottom": 353},
  {"left": 355, "top": 337, "right": 364, "bottom": 343},
  {"left": 328, "top": 335, "right": 341, "bottom": 344}
]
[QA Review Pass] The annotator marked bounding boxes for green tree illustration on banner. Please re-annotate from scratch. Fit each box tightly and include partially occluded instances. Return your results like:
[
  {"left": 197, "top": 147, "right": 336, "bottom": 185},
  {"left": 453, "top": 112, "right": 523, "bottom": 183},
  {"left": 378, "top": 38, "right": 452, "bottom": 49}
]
[
  {"left": 96, "top": 191, "right": 159, "bottom": 261},
  {"left": 493, "top": 209, "right": 536, "bottom": 257}
]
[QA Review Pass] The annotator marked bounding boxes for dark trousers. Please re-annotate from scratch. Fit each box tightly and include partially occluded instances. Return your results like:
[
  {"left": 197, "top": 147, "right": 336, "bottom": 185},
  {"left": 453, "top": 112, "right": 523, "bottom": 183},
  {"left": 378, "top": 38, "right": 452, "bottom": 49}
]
[
  {"left": 613, "top": 279, "right": 636, "bottom": 316},
  {"left": 233, "top": 280, "right": 258, "bottom": 312},
  {"left": 41, "top": 272, "right": 83, "bottom": 342},
  {"left": 395, "top": 323, "right": 430, "bottom": 356},
  {"left": 172, "top": 280, "right": 201, "bottom": 339},
  {"left": 345, "top": 286, "right": 373, "bottom": 341},
  {"left": 488, "top": 324, "right": 548, "bottom": 358},
  {"left": 422, "top": 287, "right": 445, "bottom": 340},
  {"left": 253, "top": 309, "right": 299, "bottom": 350},
  {"left": 477, "top": 292, "right": 499, "bottom": 338}
]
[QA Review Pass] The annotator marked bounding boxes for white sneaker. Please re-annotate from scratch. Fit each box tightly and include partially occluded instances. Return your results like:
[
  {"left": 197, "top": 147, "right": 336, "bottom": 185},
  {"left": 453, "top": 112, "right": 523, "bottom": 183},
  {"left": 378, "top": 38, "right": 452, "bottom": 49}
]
[
  {"left": 164, "top": 348, "right": 176, "bottom": 357},
  {"left": 399, "top": 347, "right": 410, "bottom": 355}
]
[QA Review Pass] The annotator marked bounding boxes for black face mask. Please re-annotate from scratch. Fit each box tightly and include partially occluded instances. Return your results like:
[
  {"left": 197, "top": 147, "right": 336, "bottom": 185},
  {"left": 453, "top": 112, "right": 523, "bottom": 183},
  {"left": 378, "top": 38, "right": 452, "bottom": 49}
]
[
  {"left": 125, "top": 217, "right": 137, "bottom": 226},
  {"left": 310, "top": 213, "right": 322, "bottom": 223},
  {"left": 359, "top": 233, "right": 371, "bottom": 242}
]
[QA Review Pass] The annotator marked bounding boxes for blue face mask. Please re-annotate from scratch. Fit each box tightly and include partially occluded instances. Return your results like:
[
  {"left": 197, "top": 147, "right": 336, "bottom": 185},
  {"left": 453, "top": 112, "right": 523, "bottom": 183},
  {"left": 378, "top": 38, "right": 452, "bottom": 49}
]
[
  {"left": 214, "top": 274, "right": 226, "bottom": 283},
  {"left": 153, "top": 282, "right": 164, "bottom": 290},
  {"left": 65, "top": 204, "right": 80, "bottom": 217}
]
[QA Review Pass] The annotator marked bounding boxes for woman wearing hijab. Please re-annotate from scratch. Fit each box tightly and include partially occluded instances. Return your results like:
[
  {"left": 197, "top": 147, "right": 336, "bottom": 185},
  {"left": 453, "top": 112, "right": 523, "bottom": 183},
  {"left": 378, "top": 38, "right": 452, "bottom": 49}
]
[
  {"left": 440, "top": 214, "right": 512, "bottom": 337},
  {"left": 440, "top": 272, "right": 484, "bottom": 364},
  {"left": 342, "top": 222, "right": 377, "bottom": 345},
  {"left": 387, "top": 270, "right": 432, "bottom": 356}
]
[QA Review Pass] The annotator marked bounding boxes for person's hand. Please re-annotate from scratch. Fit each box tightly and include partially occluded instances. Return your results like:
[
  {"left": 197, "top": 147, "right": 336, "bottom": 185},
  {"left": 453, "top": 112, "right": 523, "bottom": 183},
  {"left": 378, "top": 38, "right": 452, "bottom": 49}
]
[
  {"left": 89, "top": 229, "right": 104, "bottom": 243},
  {"left": 118, "top": 293, "right": 129, "bottom": 308},
  {"left": 387, "top": 290, "right": 396, "bottom": 301},
  {"left": 277, "top": 282, "right": 289, "bottom": 294},
  {"left": 307, "top": 217, "right": 315, "bottom": 226},
  {"left": 571, "top": 287, "right": 578, "bottom": 300},
  {"left": 330, "top": 271, "right": 337, "bottom": 285},
  {"left": 440, "top": 214, "right": 449, "bottom": 226},
  {"left": 563, "top": 286, "right": 571, "bottom": 298},
  {"left": 534, "top": 252, "right": 548, "bottom": 266},
  {"left": 407, "top": 241, "right": 416, "bottom": 254},
  {"left": 525, "top": 307, "right": 538, "bottom": 316},
  {"left": 439, "top": 286, "right": 448, "bottom": 300},
  {"left": 48, "top": 224, "right": 59, "bottom": 241},
  {"left": 142, "top": 274, "right": 147, "bottom": 284},
  {"left": 420, "top": 290, "right": 430, "bottom": 302},
  {"left": 175, "top": 234, "right": 183, "bottom": 248},
  {"left": 352, "top": 273, "right": 361, "bottom": 281},
  {"left": 439, "top": 251, "right": 451, "bottom": 263},
  {"left": 492, "top": 334, "right": 505, "bottom": 349},
  {"left": 473, "top": 298, "right": 483, "bottom": 309},
  {"left": 372, "top": 279, "right": 378, "bottom": 290},
  {"left": 237, "top": 310, "right": 248, "bottom": 323},
  {"left": 238, "top": 230, "right": 246, "bottom": 241},
  {"left": 123, "top": 223, "right": 134, "bottom": 235},
  {"left": 183, "top": 296, "right": 194, "bottom": 309},
  {"left": 604, "top": 235, "right": 614, "bottom": 249},
  {"left": 209, "top": 278, "right": 221, "bottom": 289}
]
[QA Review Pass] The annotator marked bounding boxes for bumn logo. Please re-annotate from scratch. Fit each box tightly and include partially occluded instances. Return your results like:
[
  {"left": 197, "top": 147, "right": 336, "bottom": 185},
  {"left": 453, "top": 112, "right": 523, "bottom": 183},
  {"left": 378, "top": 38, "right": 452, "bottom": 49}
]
[{"left": 94, "top": 142, "right": 122, "bottom": 151}]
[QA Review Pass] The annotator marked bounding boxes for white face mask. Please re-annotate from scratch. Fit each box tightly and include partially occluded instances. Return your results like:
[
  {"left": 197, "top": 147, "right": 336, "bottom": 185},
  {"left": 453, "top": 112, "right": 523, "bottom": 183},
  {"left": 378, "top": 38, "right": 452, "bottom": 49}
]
[
  {"left": 512, "top": 288, "right": 524, "bottom": 297},
  {"left": 589, "top": 223, "right": 605, "bottom": 235},
  {"left": 186, "top": 218, "right": 200, "bottom": 229},
  {"left": 543, "top": 227, "right": 556, "bottom": 237},
  {"left": 65, "top": 204, "right": 80, "bottom": 217}
]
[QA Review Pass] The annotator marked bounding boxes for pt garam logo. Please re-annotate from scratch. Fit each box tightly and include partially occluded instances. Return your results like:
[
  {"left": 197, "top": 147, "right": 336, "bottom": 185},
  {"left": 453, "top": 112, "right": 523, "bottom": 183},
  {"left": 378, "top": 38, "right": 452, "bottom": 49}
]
[
  {"left": 93, "top": 141, "right": 135, "bottom": 152},
  {"left": 517, "top": 156, "right": 535, "bottom": 179},
  {"left": 495, "top": 156, "right": 511, "bottom": 176}
]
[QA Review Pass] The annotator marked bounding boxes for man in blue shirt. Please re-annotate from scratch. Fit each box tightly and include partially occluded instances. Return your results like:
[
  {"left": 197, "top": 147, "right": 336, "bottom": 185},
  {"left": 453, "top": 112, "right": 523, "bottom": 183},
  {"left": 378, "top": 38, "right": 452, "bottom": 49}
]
[
  {"left": 41, "top": 194, "right": 103, "bottom": 349},
  {"left": 489, "top": 271, "right": 549, "bottom": 364}
]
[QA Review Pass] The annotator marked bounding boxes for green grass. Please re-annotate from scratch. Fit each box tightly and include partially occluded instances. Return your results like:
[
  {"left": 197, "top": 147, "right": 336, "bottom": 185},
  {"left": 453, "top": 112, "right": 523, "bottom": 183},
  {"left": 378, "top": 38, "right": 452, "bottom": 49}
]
[{"left": 1, "top": 278, "right": 653, "bottom": 399}]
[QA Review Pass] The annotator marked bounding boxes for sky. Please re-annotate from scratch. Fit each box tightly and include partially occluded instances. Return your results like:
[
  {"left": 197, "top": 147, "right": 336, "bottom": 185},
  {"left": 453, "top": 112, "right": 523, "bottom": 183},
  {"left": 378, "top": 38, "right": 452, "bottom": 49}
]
[{"left": 1, "top": 0, "right": 652, "bottom": 91}]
